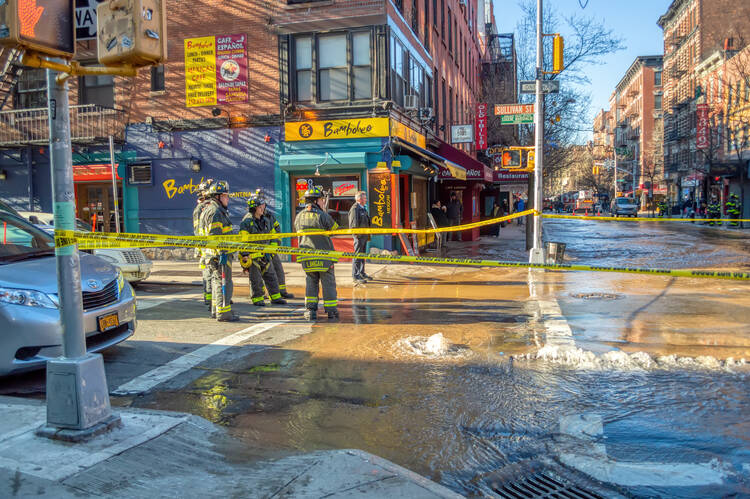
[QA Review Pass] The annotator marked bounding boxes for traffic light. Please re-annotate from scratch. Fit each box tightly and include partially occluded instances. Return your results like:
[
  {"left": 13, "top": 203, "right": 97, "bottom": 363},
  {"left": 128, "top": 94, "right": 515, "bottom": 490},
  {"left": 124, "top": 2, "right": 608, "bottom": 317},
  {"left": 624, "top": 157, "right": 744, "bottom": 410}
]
[
  {"left": 0, "top": 0, "right": 76, "bottom": 58},
  {"left": 501, "top": 149, "right": 521, "bottom": 168},
  {"left": 552, "top": 35, "right": 564, "bottom": 73},
  {"left": 592, "top": 165, "right": 600, "bottom": 175},
  {"left": 527, "top": 150, "right": 535, "bottom": 170},
  {"left": 97, "top": 0, "right": 167, "bottom": 66}
]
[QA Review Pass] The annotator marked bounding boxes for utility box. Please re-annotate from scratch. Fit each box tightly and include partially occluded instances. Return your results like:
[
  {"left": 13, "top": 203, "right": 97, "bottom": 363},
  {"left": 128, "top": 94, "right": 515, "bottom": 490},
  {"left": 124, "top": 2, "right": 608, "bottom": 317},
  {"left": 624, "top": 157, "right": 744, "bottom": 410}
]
[{"left": 97, "top": 0, "right": 167, "bottom": 66}]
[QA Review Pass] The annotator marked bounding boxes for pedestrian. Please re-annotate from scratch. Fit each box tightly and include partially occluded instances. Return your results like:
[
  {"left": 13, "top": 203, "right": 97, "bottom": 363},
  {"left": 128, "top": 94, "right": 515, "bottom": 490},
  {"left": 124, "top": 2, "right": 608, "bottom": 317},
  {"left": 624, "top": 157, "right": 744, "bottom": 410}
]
[
  {"left": 294, "top": 187, "right": 339, "bottom": 322},
  {"left": 200, "top": 181, "right": 239, "bottom": 322},
  {"left": 516, "top": 197, "right": 526, "bottom": 225},
  {"left": 349, "top": 190, "right": 372, "bottom": 284},
  {"left": 262, "top": 201, "right": 294, "bottom": 298},
  {"left": 491, "top": 201, "right": 502, "bottom": 237},
  {"left": 726, "top": 193, "right": 741, "bottom": 227},
  {"left": 501, "top": 200, "right": 509, "bottom": 227},
  {"left": 193, "top": 179, "right": 213, "bottom": 314},
  {"left": 446, "top": 192, "right": 463, "bottom": 241},
  {"left": 239, "top": 194, "right": 287, "bottom": 307},
  {"left": 430, "top": 200, "right": 449, "bottom": 249}
]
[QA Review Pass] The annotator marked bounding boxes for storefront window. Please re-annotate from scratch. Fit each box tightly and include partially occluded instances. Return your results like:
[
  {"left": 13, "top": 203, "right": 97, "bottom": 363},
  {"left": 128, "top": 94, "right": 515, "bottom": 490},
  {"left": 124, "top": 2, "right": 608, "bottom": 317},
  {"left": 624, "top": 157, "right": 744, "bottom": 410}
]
[
  {"left": 291, "top": 174, "right": 359, "bottom": 230},
  {"left": 319, "top": 34, "right": 347, "bottom": 101}
]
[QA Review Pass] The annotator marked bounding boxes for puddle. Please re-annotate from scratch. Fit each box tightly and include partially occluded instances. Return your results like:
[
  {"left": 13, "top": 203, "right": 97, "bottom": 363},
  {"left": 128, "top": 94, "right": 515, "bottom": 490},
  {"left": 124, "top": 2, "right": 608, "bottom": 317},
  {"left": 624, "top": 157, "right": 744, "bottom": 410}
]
[{"left": 396, "top": 333, "right": 472, "bottom": 358}]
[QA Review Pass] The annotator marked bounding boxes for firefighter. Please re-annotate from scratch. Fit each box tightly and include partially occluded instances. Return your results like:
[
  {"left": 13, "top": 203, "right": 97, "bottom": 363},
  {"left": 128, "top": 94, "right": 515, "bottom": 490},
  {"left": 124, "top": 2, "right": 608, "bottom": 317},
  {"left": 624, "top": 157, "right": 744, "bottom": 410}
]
[
  {"left": 706, "top": 199, "right": 722, "bottom": 226},
  {"left": 193, "top": 179, "right": 214, "bottom": 313},
  {"left": 200, "top": 181, "right": 239, "bottom": 322},
  {"left": 239, "top": 194, "right": 286, "bottom": 306},
  {"left": 294, "top": 187, "right": 339, "bottom": 321},
  {"left": 262, "top": 199, "right": 294, "bottom": 299},
  {"left": 657, "top": 200, "right": 668, "bottom": 218},
  {"left": 726, "top": 193, "right": 741, "bottom": 227}
]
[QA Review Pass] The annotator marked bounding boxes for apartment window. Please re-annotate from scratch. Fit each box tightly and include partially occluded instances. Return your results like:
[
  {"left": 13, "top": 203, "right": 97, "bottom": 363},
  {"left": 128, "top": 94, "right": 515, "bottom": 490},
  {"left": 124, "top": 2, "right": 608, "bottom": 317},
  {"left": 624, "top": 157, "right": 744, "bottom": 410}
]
[
  {"left": 440, "top": 0, "right": 445, "bottom": 39},
  {"left": 295, "top": 36, "right": 312, "bottom": 101},
  {"left": 654, "top": 94, "right": 662, "bottom": 110},
  {"left": 79, "top": 75, "right": 114, "bottom": 107},
  {"left": 441, "top": 78, "right": 446, "bottom": 129},
  {"left": 352, "top": 32, "right": 372, "bottom": 99},
  {"left": 424, "top": 0, "right": 430, "bottom": 50},
  {"left": 14, "top": 69, "right": 47, "bottom": 109},
  {"left": 433, "top": 0, "right": 437, "bottom": 26},
  {"left": 411, "top": 1, "right": 418, "bottom": 33},
  {"left": 654, "top": 71, "right": 661, "bottom": 87},
  {"left": 150, "top": 65, "right": 165, "bottom": 92},
  {"left": 424, "top": 75, "right": 432, "bottom": 109},
  {"left": 447, "top": 9, "right": 452, "bottom": 54},
  {"left": 449, "top": 87, "right": 453, "bottom": 124},
  {"left": 391, "top": 37, "right": 406, "bottom": 105},
  {"left": 433, "top": 70, "right": 439, "bottom": 122},
  {"left": 318, "top": 34, "right": 347, "bottom": 101}
]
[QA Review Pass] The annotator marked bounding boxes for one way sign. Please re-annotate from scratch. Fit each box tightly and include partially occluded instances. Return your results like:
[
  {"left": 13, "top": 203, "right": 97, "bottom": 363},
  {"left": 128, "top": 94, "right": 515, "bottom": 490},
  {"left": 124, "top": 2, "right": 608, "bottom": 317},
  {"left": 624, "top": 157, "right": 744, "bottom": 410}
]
[{"left": 519, "top": 80, "right": 560, "bottom": 94}]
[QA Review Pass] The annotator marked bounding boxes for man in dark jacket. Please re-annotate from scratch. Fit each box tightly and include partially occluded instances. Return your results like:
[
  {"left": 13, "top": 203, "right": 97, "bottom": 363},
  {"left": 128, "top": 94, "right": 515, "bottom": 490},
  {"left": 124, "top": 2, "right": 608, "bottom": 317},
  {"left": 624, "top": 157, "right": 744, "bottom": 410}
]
[
  {"left": 429, "top": 201, "right": 449, "bottom": 249},
  {"left": 348, "top": 191, "right": 371, "bottom": 283},
  {"left": 446, "top": 192, "right": 463, "bottom": 241}
]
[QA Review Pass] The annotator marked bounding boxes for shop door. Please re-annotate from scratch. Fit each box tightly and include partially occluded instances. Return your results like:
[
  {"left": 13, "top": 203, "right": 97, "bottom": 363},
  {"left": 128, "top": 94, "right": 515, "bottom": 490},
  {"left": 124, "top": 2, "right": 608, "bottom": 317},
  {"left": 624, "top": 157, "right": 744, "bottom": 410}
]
[{"left": 76, "top": 182, "right": 123, "bottom": 232}]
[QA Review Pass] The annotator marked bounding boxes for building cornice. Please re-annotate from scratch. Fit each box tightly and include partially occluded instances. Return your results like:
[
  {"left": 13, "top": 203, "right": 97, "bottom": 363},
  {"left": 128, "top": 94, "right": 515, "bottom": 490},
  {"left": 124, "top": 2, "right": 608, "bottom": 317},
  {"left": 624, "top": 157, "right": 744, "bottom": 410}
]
[{"left": 657, "top": 0, "right": 691, "bottom": 29}]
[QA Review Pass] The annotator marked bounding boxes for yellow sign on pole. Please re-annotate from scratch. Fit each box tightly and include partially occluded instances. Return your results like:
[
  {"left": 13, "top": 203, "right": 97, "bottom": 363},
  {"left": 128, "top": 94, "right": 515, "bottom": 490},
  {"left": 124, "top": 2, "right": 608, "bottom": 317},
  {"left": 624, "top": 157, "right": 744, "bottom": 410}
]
[
  {"left": 184, "top": 36, "right": 217, "bottom": 108},
  {"left": 390, "top": 119, "right": 426, "bottom": 148}
]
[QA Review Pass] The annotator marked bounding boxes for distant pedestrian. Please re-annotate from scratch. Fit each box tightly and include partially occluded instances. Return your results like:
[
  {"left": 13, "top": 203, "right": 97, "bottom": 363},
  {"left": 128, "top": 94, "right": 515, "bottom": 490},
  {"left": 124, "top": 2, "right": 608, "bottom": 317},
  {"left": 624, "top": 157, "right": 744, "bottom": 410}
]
[
  {"left": 430, "top": 200, "right": 449, "bottom": 248},
  {"left": 491, "top": 201, "right": 502, "bottom": 237},
  {"left": 516, "top": 197, "right": 526, "bottom": 225},
  {"left": 349, "top": 191, "right": 372, "bottom": 283},
  {"left": 446, "top": 192, "right": 463, "bottom": 241}
]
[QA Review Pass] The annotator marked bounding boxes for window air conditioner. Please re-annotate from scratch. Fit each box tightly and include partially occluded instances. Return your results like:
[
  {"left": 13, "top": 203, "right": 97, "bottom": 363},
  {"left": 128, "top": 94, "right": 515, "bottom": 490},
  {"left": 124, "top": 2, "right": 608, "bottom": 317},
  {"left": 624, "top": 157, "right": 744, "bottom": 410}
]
[
  {"left": 404, "top": 94, "right": 418, "bottom": 110},
  {"left": 128, "top": 162, "right": 153, "bottom": 185}
]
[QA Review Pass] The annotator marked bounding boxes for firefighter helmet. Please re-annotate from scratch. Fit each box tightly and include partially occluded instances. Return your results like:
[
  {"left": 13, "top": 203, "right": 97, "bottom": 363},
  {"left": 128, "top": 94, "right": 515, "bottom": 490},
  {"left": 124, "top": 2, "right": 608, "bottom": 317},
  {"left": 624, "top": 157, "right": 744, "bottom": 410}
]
[
  {"left": 198, "top": 178, "right": 214, "bottom": 197},
  {"left": 207, "top": 180, "right": 229, "bottom": 196},
  {"left": 303, "top": 187, "right": 324, "bottom": 202},
  {"left": 247, "top": 194, "right": 263, "bottom": 211}
]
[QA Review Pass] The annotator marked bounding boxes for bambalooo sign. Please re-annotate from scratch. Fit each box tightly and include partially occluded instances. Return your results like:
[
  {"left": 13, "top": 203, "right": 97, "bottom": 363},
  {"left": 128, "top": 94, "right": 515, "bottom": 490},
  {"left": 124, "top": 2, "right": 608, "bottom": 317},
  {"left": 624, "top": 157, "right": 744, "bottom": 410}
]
[{"left": 438, "top": 166, "right": 492, "bottom": 182}]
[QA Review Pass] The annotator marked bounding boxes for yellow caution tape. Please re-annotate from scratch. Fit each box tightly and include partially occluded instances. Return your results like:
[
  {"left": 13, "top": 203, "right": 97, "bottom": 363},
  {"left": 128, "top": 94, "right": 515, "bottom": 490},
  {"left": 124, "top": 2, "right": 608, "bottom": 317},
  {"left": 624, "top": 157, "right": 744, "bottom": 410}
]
[
  {"left": 542, "top": 213, "right": 750, "bottom": 223},
  {"left": 54, "top": 229, "right": 750, "bottom": 281}
]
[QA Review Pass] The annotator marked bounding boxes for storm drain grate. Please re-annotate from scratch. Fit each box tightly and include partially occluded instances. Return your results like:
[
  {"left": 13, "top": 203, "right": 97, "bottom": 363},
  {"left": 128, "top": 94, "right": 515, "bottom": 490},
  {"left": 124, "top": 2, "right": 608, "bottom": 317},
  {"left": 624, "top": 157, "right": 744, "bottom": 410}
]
[
  {"left": 491, "top": 472, "right": 605, "bottom": 499},
  {"left": 570, "top": 292, "right": 623, "bottom": 300}
]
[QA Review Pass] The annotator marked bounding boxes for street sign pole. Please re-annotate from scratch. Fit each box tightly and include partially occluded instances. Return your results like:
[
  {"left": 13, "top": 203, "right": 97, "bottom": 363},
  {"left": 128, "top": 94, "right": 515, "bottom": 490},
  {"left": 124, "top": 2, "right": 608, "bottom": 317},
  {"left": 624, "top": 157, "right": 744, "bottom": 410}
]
[
  {"left": 614, "top": 148, "right": 618, "bottom": 197},
  {"left": 109, "top": 135, "right": 121, "bottom": 232},
  {"left": 41, "top": 68, "right": 119, "bottom": 438},
  {"left": 530, "top": 0, "right": 545, "bottom": 264}
]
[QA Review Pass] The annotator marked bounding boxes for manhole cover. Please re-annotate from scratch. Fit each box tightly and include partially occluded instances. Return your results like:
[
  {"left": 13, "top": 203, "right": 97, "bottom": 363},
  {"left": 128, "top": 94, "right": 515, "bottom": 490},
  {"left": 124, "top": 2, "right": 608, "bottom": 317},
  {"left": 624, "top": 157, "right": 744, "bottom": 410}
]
[{"left": 570, "top": 292, "right": 623, "bottom": 300}]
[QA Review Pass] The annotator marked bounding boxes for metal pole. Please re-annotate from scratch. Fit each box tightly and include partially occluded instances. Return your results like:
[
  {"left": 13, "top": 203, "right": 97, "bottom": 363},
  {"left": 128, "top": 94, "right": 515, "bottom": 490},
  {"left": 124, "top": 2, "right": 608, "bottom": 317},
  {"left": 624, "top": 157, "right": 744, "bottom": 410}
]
[
  {"left": 613, "top": 147, "right": 618, "bottom": 200},
  {"left": 109, "top": 135, "right": 121, "bottom": 232},
  {"left": 42, "top": 68, "right": 117, "bottom": 435},
  {"left": 529, "top": 0, "right": 545, "bottom": 264}
]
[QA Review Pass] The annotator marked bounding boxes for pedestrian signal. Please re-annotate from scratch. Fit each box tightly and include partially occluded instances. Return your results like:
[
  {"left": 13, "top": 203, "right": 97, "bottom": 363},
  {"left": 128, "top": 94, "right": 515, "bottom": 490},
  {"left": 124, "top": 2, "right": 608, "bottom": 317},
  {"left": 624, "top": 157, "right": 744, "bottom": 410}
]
[
  {"left": 97, "top": 0, "right": 167, "bottom": 66},
  {"left": 501, "top": 149, "right": 521, "bottom": 168},
  {"left": 0, "top": 0, "right": 76, "bottom": 57}
]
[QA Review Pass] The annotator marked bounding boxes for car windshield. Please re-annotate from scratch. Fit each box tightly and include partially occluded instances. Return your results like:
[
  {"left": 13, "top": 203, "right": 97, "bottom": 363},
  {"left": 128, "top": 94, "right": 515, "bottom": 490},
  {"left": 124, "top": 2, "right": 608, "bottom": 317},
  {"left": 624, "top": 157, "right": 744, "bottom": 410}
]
[
  {"left": 0, "top": 212, "right": 56, "bottom": 262},
  {"left": 0, "top": 200, "right": 20, "bottom": 217},
  {"left": 617, "top": 198, "right": 635, "bottom": 205}
]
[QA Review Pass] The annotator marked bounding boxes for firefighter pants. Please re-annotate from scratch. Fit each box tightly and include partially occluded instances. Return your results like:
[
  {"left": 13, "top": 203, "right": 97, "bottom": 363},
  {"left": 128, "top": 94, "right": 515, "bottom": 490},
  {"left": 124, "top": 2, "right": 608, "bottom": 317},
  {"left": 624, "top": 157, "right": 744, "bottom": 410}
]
[
  {"left": 201, "top": 264, "right": 212, "bottom": 308},
  {"left": 208, "top": 258, "right": 233, "bottom": 320},
  {"left": 271, "top": 254, "right": 288, "bottom": 294},
  {"left": 249, "top": 259, "right": 281, "bottom": 304},
  {"left": 305, "top": 267, "right": 337, "bottom": 312}
]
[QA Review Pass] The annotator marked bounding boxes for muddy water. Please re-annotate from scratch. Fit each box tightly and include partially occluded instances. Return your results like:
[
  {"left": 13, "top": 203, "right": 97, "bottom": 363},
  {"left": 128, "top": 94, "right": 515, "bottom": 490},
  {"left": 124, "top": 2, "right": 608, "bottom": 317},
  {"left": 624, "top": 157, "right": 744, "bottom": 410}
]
[{"left": 178, "top": 221, "right": 750, "bottom": 497}]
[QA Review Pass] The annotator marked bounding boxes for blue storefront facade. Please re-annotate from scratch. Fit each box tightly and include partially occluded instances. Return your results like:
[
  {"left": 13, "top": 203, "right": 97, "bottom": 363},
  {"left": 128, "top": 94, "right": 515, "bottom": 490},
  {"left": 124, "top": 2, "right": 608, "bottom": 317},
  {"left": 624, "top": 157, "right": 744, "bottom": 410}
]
[{"left": 125, "top": 124, "right": 280, "bottom": 235}]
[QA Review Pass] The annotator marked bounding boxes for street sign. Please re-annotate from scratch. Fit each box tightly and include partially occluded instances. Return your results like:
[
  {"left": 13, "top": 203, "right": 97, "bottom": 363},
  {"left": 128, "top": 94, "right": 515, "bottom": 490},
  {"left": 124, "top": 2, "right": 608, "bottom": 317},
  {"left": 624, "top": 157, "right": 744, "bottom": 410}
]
[
  {"left": 494, "top": 103, "right": 534, "bottom": 115},
  {"left": 500, "top": 113, "right": 534, "bottom": 125},
  {"left": 519, "top": 80, "right": 560, "bottom": 94}
]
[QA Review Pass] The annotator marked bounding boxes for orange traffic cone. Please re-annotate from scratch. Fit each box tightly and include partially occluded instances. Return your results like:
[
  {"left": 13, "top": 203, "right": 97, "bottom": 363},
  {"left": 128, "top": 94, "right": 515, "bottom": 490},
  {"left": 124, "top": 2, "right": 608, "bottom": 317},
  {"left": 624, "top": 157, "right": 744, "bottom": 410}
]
[{"left": 585, "top": 208, "right": 589, "bottom": 217}]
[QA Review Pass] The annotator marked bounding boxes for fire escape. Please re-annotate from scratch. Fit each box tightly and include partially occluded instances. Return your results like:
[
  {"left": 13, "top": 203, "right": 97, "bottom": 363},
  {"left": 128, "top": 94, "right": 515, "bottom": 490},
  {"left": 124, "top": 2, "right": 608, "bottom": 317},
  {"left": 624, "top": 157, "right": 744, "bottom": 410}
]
[{"left": 0, "top": 48, "right": 127, "bottom": 149}]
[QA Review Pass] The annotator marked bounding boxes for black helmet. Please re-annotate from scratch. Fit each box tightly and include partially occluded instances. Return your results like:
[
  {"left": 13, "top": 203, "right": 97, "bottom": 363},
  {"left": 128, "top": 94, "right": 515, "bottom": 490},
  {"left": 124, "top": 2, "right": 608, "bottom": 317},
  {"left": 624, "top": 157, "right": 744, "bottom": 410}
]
[
  {"left": 304, "top": 187, "right": 324, "bottom": 202},
  {"left": 207, "top": 181, "right": 229, "bottom": 196},
  {"left": 247, "top": 194, "right": 263, "bottom": 211}
]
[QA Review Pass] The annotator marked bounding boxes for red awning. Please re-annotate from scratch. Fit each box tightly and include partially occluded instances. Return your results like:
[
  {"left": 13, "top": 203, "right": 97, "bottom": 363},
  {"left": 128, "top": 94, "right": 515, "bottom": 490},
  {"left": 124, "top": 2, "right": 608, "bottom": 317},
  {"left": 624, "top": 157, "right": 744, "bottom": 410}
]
[
  {"left": 73, "top": 164, "right": 121, "bottom": 182},
  {"left": 436, "top": 142, "right": 493, "bottom": 182}
]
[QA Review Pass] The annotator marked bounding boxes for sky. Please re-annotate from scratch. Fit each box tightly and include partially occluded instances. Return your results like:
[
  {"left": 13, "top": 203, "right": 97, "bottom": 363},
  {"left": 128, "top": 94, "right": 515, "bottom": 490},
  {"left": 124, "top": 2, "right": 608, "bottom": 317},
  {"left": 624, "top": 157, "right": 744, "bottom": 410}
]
[{"left": 491, "top": 0, "right": 672, "bottom": 119}]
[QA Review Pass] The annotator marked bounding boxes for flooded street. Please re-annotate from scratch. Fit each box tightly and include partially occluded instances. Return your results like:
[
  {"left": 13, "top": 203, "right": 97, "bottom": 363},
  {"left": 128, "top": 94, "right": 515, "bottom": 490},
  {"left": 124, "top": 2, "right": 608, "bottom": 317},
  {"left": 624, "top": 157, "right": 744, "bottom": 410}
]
[{"left": 128, "top": 220, "right": 750, "bottom": 497}]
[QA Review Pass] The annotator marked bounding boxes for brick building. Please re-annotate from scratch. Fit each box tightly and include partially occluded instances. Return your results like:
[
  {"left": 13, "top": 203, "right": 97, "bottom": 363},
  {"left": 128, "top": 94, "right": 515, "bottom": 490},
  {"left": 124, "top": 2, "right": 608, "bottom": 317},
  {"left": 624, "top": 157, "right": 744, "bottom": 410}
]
[{"left": 657, "top": 0, "right": 750, "bottom": 206}]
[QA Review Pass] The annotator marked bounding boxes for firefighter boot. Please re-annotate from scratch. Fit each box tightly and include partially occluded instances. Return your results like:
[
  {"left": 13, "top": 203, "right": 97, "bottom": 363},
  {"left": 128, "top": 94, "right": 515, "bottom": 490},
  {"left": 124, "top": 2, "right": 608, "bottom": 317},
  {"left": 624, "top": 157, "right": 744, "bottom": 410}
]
[
  {"left": 327, "top": 308, "right": 340, "bottom": 321},
  {"left": 304, "top": 309, "right": 317, "bottom": 321}
]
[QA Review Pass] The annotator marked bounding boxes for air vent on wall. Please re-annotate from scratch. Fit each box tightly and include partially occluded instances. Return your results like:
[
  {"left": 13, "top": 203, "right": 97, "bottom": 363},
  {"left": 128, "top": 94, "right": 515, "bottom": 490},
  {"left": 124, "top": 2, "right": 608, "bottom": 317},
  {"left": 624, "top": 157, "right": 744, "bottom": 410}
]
[{"left": 128, "top": 162, "right": 153, "bottom": 185}]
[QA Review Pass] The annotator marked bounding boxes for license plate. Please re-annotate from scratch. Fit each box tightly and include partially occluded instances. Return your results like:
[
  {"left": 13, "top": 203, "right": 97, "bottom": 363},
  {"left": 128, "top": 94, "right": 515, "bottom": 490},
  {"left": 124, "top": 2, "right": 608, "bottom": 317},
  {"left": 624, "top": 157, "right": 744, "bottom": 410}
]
[{"left": 98, "top": 313, "right": 119, "bottom": 332}]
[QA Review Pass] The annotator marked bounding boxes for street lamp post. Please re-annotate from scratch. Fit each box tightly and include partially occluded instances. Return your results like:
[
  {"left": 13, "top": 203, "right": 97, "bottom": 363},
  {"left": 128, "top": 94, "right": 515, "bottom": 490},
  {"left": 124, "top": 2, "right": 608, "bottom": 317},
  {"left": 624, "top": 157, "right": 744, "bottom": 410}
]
[{"left": 529, "top": 0, "right": 545, "bottom": 264}]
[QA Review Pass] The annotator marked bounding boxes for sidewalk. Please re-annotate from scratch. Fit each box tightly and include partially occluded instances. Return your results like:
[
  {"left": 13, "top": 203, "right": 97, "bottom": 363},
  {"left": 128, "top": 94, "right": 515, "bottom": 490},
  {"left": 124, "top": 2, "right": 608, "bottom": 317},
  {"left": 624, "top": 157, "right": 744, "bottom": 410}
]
[{"left": 0, "top": 396, "right": 461, "bottom": 498}]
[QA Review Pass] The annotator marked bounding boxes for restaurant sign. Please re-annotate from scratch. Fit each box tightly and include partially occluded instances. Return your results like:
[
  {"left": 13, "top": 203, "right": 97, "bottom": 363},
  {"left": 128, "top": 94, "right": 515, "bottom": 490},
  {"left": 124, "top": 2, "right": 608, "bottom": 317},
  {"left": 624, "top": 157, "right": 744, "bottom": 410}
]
[
  {"left": 367, "top": 170, "right": 392, "bottom": 229},
  {"left": 184, "top": 34, "right": 248, "bottom": 108},
  {"left": 286, "top": 118, "right": 390, "bottom": 141}
]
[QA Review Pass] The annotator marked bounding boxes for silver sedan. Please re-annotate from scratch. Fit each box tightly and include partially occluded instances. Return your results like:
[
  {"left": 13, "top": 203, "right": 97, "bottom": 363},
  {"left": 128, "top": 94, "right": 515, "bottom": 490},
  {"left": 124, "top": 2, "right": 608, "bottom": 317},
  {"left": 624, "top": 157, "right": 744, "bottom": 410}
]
[{"left": 0, "top": 212, "right": 136, "bottom": 376}]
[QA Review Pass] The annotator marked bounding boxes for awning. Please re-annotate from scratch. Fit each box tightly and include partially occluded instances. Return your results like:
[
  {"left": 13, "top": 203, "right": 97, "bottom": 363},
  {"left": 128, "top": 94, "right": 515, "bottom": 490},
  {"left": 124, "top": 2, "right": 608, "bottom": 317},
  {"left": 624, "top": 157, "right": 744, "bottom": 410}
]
[
  {"left": 392, "top": 138, "right": 466, "bottom": 180},
  {"left": 278, "top": 151, "right": 368, "bottom": 171},
  {"left": 437, "top": 141, "right": 492, "bottom": 182}
]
